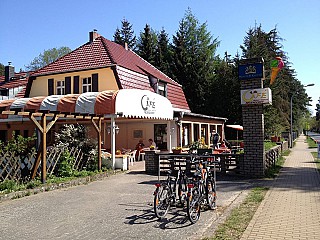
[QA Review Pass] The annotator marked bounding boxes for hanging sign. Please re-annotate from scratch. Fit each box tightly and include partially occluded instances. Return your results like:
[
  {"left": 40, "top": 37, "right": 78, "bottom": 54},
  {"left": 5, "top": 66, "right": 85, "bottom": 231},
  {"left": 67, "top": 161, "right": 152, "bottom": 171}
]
[
  {"left": 115, "top": 89, "right": 173, "bottom": 120},
  {"left": 241, "top": 88, "right": 272, "bottom": 105}
]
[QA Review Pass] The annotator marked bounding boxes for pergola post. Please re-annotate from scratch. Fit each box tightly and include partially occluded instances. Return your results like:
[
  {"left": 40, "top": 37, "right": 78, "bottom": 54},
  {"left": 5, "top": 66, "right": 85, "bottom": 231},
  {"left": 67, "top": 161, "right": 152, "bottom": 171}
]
[
  {"left": 29, "top": 113, "right": 60, "bottom": 182},
  {"left": 91, "top": 117, "right": 102, "bottom": 170},
  {"left": 168, "top": 120, "right": 172, "bottom": 151},
  {"left": 110, "top": 116, "right": 116, "bottom": 169},
  {"left": 41, "top": 115, "right": 47, "bottom": 183}
]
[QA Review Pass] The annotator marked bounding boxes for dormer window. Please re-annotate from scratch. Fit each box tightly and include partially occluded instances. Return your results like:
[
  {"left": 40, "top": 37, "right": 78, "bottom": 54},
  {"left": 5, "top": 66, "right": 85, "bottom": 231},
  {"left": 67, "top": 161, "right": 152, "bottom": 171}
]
[
  {"left": 158, "top": 81, "right": 167, "bottom": 97},
  {"left": 56, "top": 80, "right": 65, "bottom": 95},
  {"left": 82, "top": 77, "right": 92, "bottom": 93}
]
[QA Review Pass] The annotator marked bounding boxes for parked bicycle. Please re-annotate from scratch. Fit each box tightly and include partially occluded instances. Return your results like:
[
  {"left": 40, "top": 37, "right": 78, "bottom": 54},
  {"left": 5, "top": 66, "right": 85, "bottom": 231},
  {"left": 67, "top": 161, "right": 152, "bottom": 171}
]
[
  {"left": 186, "top": 157, "right": 217, "bottom": 224},
  {"left": 153, "top": 158, "right": 189, "bottom": 219}
]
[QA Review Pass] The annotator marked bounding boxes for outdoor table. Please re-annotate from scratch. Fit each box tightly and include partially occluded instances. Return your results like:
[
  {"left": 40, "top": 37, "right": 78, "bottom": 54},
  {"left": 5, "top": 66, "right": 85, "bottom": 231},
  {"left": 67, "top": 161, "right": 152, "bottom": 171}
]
[
  {"left": 115, "top": 154, "right": 128, "bottom": 170},
  {"left": 214, "top": 148, "right": 231, "bottom": 154}
]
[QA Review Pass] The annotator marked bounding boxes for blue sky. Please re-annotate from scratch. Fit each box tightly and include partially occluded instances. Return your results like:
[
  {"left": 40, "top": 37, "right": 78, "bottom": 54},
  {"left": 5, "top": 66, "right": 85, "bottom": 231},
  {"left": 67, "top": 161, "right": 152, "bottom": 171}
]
[{"left": 1, "top": 0, "right": 319, "bottom": 114}]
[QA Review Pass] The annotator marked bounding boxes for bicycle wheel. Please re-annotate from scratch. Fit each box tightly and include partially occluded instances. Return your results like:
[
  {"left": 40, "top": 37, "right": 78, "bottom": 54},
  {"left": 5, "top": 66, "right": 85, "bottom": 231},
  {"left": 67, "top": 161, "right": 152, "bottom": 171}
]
[
  {"left": 187, "top": 186, "right": 201, "bottom": 224},
  {"left": 206, "top": 177, "right": 217, "bottom": 210},
  {"left": 178, "top": 177, "right": 188, "bottom": 207},
  {"left": 154, "top": 184, "right": 171, "bottom": 219}
]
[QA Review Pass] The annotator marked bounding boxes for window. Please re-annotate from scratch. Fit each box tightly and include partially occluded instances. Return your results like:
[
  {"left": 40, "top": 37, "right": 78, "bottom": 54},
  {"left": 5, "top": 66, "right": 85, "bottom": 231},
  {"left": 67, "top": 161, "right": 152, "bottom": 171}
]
[
  {"left": 56, "top": 80, "right": 65, "bottom": 95},
  {"left": 158, "top": 81, "right": 167, "bottom": 97},
  {"left": 82, "top": 77, "right": 92, "bottom": 93}
]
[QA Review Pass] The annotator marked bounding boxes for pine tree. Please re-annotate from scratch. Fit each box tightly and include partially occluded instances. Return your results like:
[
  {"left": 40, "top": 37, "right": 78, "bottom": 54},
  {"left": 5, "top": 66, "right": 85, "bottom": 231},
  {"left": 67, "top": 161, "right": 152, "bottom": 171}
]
[
  {"left": 113, "top": 18, "right": 136, "bottom": 50},
  {"left": 155, "top": 28, "right": 173, "bottom": 77},
  {"left": 136, "top": 24, "right": 158, "bottom": 66},
  {"left": 171, "top": 8, "right": 219, "bottom": 113},
  {"left": 113, "top": 28, "right": 123, "bottom": 46},
  {"left": 240, "top": 25, "right": 310, "bottom": 136},
  {"left": 208, "top": 54, "right": 242, "bottom": 124}
]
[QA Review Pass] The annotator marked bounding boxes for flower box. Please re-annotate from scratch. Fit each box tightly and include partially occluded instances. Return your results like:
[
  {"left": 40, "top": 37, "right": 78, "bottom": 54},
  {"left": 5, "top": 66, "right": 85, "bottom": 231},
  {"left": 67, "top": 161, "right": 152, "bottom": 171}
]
[
  {"left": 172, "top": 149, "right": 182, "bottom": 154},
  {"left": 197, "top": 148, "right": 213, "bottom": 155}
]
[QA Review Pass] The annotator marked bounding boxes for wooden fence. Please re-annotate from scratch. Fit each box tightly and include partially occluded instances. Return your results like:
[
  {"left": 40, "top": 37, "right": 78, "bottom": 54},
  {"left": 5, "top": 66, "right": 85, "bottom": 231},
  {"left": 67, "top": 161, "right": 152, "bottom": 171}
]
[
  {"left": 264, "top": 141, "right": 289, "bottom": 171},
  {"left": 156, "top": 153, "right": 244, "bottom": 177},
  {"left": 0, "top": 146, "right": 85, "bottom": 182}
]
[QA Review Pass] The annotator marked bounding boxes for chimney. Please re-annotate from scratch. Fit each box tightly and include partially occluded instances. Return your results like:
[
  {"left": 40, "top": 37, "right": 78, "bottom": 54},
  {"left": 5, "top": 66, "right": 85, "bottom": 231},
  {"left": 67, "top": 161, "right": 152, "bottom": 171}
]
[
  {"left": 89, "top": 29, "right": 100, "bottom": 42},
  {"left": 124, "top": 42, "right": 128, "bottom": 50},
  {"left": 5, "top": 62, "right": 14, "bottom": 82}
]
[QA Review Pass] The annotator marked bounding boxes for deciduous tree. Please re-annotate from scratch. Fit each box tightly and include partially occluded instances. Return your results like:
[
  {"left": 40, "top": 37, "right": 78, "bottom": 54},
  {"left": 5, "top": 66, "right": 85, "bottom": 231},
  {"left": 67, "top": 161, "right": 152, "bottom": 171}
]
[{"left": 25, "top": 47, "right": 71, "bottom": 71}]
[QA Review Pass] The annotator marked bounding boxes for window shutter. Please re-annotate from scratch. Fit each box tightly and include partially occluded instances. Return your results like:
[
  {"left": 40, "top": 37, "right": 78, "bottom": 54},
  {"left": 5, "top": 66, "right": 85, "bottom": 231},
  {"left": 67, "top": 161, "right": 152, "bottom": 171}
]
[
  {"left": 65, "top": 77, "right": 71, "bottom": 94},
  {"left": 48, "top": 79, "right": 54, "bottom": 95},
  {"left": 92, "top": 73, "right": 98, "bottom": 92},
  {"left": 73, "top": 76, "right": 79, "bottom": 94}
]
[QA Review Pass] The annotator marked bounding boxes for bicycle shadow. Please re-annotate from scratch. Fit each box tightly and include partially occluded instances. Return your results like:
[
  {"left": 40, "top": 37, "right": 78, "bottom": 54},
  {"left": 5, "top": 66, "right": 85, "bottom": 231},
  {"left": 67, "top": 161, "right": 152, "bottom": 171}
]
[{"left": 124, "top": 204, "right": 193, "bottom": 229}]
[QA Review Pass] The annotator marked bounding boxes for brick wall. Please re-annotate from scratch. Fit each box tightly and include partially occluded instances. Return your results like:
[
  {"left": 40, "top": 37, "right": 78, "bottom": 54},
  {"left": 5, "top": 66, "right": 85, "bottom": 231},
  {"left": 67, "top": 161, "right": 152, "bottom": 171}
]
[{"left": 241, "top": 77, "right": 265, "bottom": 177}]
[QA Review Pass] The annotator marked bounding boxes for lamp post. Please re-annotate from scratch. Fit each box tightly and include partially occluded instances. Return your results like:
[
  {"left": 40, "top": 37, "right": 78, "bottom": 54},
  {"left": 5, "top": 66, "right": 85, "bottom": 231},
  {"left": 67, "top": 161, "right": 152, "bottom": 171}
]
[{"left": 290, "top": 83, "right": 314, "bottom": 147}]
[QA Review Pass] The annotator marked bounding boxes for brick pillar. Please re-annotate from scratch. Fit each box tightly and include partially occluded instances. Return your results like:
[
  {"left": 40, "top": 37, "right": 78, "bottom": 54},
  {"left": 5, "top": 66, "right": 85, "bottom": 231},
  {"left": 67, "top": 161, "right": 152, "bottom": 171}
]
[{"left": 240, "top": 61, "right": 265, "bottom": 177}]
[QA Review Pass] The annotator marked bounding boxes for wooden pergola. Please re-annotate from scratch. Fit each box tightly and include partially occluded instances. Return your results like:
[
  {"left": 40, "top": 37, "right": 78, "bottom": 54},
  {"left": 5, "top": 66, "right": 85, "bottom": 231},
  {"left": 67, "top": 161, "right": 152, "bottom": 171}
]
[{"left": 0, "top": 108, "right": 112, "bottom": 183}]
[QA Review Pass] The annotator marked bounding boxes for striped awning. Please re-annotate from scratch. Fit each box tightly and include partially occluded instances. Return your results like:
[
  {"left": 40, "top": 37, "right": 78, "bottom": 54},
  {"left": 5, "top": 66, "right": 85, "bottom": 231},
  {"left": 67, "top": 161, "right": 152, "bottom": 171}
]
[{"left": 0, "top": 89, "right": 173, "bottom": 120}]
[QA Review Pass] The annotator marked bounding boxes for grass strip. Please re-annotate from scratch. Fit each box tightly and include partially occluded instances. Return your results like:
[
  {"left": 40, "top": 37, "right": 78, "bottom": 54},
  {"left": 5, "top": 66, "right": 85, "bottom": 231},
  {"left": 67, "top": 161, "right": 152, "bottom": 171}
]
[
  {"left": 311, "top": 152, "right": 320, "bottom": 172},
  {"left": 307, "top": 136, "right": 318, "bottom": 148},
  {"left": 206, "top": 187, "right": 268, "bottom": 240}
]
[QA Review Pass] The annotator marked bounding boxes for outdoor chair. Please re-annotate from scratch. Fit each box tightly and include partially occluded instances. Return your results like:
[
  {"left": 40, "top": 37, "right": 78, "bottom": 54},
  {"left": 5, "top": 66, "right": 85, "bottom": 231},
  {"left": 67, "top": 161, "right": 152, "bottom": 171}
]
[{"left": 127, "top": 150, "right": 137, "bottom": 166}]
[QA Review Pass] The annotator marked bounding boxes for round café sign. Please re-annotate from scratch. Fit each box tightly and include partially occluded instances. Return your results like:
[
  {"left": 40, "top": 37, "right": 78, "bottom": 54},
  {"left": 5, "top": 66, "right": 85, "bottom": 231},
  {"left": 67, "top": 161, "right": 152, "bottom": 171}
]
[{"left": 141, "top": 95, "right": 156, "bottom": 114}]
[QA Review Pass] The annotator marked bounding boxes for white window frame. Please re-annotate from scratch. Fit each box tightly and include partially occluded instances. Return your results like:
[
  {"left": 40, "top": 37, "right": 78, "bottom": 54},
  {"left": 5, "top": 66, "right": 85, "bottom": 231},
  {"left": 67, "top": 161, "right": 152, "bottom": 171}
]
[
  {"left": 82, "top": 77, "right": 92, "bottom": 93},
  {"left": 56, "top": 80, "right": 65, "bottom": 95},
  {"left": 158, "top": 81, "right": 167, "bottom": 97}
]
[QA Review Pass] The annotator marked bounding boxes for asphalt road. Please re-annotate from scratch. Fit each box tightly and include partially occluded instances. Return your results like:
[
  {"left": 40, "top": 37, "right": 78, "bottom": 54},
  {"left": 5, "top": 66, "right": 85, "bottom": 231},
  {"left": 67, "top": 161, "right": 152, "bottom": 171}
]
[
  {"left": 308, "top": 132, "right": 320, "bottom": 143},
  {"left": 0, "top": 164, "right": 255, "bottom": 240}
]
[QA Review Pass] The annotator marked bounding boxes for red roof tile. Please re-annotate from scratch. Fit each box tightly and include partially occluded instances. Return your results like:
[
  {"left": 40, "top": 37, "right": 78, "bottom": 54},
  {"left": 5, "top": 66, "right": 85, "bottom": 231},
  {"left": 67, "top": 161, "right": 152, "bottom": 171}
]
[{"left": 31, "top": 36, "right": 190, "bottom": 111}]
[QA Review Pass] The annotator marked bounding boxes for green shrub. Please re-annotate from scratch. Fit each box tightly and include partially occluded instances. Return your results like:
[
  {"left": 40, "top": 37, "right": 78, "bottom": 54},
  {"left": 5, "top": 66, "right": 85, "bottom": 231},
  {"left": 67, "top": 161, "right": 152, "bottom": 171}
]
[
  {"left": 26, "top": 179, "right": 42, "bottom": 189},
  {"left": 0, "top": 132, "right": 36, "bottom": 155},
  {"left": 0, "top": 180, "right": 19, "bottom": 193},
  {"left": 57, "top": 150, "right": 75, "bottom": 177},
  {"left": 264, "top": 140, "right": 277, "bottom": 151}
]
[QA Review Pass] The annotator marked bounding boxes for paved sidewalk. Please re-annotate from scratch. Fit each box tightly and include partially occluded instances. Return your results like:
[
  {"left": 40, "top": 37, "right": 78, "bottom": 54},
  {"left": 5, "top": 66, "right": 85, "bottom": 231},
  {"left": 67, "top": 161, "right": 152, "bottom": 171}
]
[{"left": 241, "top": 135, "right": 320, "bottom": 240}]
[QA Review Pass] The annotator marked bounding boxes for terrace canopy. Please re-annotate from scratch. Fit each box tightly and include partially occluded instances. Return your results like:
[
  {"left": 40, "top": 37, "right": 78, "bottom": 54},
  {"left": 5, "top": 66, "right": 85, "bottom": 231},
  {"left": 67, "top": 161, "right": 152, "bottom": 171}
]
[
  {"left": 226, "top": 124, "right": 243, "bottom": 142},
  {"left": 0, "top": 89, "right": 173, "bottom": 182}
]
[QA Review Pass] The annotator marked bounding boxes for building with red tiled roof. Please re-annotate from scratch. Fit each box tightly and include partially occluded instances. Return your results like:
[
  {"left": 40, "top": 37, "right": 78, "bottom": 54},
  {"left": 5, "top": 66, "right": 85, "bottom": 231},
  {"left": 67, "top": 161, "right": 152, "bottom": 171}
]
[
  {"left": 26, "top": 31, "right": 190, "bottom": 112},
  {"left": 0, "top": 64, "right": 29, "bottom": 100},
  {"left": 2, "top": 31, "right": 226, "bottom": 151}
]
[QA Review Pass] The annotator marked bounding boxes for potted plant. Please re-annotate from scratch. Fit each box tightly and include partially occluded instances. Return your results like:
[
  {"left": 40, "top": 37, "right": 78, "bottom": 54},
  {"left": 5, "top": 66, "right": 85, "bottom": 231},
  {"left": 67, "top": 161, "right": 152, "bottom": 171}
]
[
  {"left": 189, "top": 138, "right": 212, "bottom": 155},
  {"left": 172, "top": 146, "right": 182, "bottom": 154}
]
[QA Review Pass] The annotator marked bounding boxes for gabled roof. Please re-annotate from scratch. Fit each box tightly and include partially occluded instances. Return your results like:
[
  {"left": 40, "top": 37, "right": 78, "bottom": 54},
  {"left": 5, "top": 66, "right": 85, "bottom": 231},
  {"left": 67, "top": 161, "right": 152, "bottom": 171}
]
[
  {"left": 32, "top": 37, "right": 173, "bottom": 83},
  {"left": 30, "top": 36, "right": 190, "bottom": 111}
]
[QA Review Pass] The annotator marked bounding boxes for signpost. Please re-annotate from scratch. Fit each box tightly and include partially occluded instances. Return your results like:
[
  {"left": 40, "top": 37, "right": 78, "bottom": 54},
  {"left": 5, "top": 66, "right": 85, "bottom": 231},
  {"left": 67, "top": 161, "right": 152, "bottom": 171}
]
[{"left": 239, "top": 57, "right": 266, "bottom": 177}]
